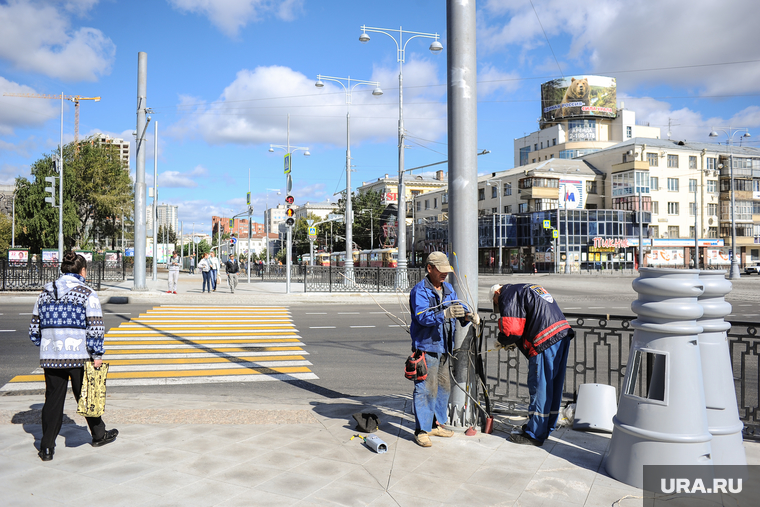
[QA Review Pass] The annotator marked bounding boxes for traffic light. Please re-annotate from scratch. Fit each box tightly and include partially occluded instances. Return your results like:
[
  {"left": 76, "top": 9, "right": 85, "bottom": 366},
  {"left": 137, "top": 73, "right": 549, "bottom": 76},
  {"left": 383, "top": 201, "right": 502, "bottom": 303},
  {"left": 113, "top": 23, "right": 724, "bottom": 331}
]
[
  {"left": 285, "top": 207, "right": 295, "bottom": 227},
  {"left": 44, "top": 176, "right": 57, "bottom": 207}
]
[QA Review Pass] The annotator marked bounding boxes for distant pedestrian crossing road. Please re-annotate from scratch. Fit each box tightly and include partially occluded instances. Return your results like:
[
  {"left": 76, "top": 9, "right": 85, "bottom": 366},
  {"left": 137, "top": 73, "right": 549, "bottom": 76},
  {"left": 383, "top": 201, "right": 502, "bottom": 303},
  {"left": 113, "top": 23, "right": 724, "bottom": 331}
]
[{"left": 1, "top": 306, "right": 317, "bottom": 391}]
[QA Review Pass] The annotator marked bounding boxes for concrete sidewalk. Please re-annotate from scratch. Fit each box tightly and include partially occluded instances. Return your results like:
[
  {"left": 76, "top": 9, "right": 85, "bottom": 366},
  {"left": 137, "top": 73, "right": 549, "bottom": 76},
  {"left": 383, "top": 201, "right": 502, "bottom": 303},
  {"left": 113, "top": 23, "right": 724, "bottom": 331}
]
[{"left": 2, "top": 391, "right": 759, "bottom": 506}]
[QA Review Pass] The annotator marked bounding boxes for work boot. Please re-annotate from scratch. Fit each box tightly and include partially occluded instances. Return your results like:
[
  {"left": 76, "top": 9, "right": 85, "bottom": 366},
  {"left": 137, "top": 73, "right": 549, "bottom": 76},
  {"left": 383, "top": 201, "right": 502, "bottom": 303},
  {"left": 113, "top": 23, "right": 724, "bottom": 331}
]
[
  {"left": 414, "top": 432, "right": 432, "bottom": 447},
  {"left": 429, "top": 425, "right": 454, "bottom": 437},
  {"left": 509, "top": 432, "right": 543, "bottom": 446}
]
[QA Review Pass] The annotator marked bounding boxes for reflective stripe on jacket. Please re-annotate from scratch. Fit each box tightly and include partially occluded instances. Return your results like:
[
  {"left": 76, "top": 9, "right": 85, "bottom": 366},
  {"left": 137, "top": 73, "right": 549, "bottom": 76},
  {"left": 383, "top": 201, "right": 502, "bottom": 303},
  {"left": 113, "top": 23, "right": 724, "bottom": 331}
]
[{"left": 496, "top": 283, "right": 573, "bottom": 358}]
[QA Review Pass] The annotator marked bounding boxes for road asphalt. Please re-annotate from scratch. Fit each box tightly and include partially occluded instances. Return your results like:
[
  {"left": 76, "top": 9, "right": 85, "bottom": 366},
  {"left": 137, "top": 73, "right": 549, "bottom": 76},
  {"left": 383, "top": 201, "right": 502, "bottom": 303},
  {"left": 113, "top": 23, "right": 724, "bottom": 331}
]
[{"left": 2, "top": 271, "right": 759, "bottom": 506}]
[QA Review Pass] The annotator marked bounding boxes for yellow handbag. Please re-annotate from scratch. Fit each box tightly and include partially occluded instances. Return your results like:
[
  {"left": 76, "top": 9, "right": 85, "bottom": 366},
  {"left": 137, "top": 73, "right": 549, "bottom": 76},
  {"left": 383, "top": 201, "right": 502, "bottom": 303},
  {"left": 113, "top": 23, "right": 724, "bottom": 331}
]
[{"left": 77, "top": 361, "right": 109, "bottom": 417}]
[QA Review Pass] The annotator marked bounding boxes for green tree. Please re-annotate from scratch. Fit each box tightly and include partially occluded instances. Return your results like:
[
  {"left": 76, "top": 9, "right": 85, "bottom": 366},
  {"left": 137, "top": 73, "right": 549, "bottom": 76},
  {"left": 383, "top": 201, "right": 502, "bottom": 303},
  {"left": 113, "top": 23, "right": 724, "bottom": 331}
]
[
  {"left": 195, "top": 239, "right": 211, "bottom": 256},
  {"left": 0, "top": 212, "right": 12, "bottom": 258},
  {"left": 14, "top": 139, "right": 133, "bottom": 251},
  {"left": 157, "top": 225, "right": 178, "bottom": 245},
  {"left": 332, "top": 190, "right": 384, "bottom": 251}
]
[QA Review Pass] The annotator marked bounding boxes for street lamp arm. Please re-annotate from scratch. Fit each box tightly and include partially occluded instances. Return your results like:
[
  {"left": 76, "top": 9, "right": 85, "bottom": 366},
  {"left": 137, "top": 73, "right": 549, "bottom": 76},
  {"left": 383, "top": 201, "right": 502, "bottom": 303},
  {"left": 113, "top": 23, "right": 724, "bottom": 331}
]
[{"left": 404, "top": 149, "right": 491, "bottom": 173}]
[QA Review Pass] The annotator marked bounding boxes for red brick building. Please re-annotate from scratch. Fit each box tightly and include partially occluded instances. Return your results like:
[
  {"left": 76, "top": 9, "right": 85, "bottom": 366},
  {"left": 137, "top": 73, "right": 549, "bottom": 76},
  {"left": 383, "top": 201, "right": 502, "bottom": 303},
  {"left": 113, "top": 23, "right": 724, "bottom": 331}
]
[{"left": 212, "top": 216, "right": 266, "bottom": 239}]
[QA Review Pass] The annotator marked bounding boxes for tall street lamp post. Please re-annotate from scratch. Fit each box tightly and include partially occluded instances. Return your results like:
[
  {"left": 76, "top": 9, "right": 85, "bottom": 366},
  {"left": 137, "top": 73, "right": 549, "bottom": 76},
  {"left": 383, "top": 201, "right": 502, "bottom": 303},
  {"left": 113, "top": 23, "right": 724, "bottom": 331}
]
[
  {"left": 359, "top": 25, "right": 443, "bottom": 283},
  {"left": 709, "top": 127, "right": 751, "bottom": 279},
  {"left": 315, "top": 75, "right": 382, "bottom": 279},
  {"left": 269, "top": 114, "right": 310, "bottom": 294},
  {"left": 486, "top": 179, "right": 503, "bottom": 274}
]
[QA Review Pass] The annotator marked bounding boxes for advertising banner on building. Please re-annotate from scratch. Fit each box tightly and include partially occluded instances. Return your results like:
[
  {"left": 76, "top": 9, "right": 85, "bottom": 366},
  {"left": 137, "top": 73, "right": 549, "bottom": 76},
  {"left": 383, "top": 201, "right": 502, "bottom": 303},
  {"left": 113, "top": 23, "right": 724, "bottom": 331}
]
[
  {"left": 646, "top": 248, "right": 685, "bottom": 267},
  {"left": 705, "top": 247, "right": 731, "bottom": 266},
  {"left": 541, "top": 75, "right": 617, "bottom": 123},
  {"left": 560, "top": 179, "right": 585, "bottom": 209}
]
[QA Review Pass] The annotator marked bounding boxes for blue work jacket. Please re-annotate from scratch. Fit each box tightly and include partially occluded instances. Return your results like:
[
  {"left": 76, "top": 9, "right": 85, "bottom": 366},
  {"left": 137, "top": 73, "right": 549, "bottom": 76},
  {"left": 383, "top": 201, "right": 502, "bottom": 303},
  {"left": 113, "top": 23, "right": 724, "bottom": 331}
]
[{"left": 409, "top": 276, "right": 469, "bottom": 354}]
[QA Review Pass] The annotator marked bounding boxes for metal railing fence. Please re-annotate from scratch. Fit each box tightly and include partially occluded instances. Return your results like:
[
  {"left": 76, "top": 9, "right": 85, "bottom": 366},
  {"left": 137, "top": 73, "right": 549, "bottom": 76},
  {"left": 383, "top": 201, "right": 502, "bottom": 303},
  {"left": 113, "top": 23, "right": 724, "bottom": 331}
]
[
  {"left": 0, "top": 259, "right": 126, "bottom": 292},
  {"left": 479, "top": 312, "right": 760, "bottom": 440}
]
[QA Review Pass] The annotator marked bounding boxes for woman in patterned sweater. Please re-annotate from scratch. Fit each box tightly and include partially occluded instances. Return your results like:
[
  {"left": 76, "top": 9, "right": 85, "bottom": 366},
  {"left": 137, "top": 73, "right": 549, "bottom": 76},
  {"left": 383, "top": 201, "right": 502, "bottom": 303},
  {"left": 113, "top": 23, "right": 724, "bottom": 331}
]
[{"left": 29, "top": 251, "right": 118, "bottom": 461}]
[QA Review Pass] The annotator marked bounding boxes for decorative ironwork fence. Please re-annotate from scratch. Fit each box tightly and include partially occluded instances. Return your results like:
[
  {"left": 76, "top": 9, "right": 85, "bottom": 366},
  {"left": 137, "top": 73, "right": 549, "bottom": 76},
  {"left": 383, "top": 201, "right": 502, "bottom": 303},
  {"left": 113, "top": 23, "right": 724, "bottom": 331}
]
[
  {"left": 303, "top": 266, "right": 426, "bottom": 293},
  {"left": 0, "top": 260, "right": 126, "bottom": 292},
  {"left": 479, "top": 312, "right": 760, "bottom": 440}
]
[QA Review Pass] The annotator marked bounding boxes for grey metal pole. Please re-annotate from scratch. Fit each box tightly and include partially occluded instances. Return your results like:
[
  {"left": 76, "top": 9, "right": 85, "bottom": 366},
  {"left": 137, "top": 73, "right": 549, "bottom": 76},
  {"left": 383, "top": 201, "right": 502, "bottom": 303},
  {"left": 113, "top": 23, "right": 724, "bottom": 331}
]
[
  {"left": 728, "top": 146, "right": 740, "bottom": 279},
  {"left": 370, "top": 210, "right": 373, "bottom": 251},
  {"left": 58, "top": 93, "right": 63, "bottom": 263},
  {"left": 266, "top": 194, "right": 270, "bottom": 268},
  {"left": 638, "top": 186, "right": 644, "bottom": 270},
  {"left": 498, "top": 189, "right": 503, "bottom": 274},
  {"left": 446, "top": 0, "right": 478, "bottom": 429},
  {"left": 134, "top": 52, "right": 148, "bottom": 290},
  {"left": 396, "top": 56, "right": 407, "bottom": 284},
  {"left": 180, "top": 221, "right": 183, "bottom": 269},
  {"left": 345, "top": 108, "right": 354, "bottom": 277},
  {"left": 286, "top": 114, "right": 292, "bottom": 294},
  {"left": 694, "top": 181, "right": 699, "bottom": 268},
  {"left": 152, "top": 120, "right": 158, "bottom": 282},
  {"left": 11, "top": 192, "right": 16, "bottom": 247},
  {"left": 248, "top": 168, "right": 252, "bottom": 283},
  {"left": 563, "top": 200, "right": 570, "bottom": 274}
]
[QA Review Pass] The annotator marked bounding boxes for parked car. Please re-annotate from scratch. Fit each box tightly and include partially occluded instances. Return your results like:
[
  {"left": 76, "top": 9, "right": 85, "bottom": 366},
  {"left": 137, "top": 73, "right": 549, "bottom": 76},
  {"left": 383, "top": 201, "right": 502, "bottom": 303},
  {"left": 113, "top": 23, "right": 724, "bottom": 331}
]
[{"left": 745, "top": 262, "right": 760, "bottom": 275}]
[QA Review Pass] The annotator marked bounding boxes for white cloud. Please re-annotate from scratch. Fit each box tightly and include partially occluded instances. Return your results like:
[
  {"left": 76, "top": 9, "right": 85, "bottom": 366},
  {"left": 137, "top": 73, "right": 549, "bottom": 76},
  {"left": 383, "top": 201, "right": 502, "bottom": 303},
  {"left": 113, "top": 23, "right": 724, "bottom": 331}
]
[
  {"left": 0, "top": 163, "right": 28, "bottom": 185},
  {"left": 0, "top": 0, "right": 114, "bottom": 82},
  {"left": 167, "top": 0, "right": 304, "bottom": 38},
  {"left": 0, "top": 77, "right": 62, "bottom": 135},
  {"left": 479, "top": 0, "right": 760, "bottom": 95},
  {"left": 478, "top": 64, "right": 521, "bottom": 97},
  {"left": 155, "top": 165, "right": 209, "bottom": 188},
  {"left": 621, "top": 94, "right": 760, "bottom": 143},
  {"left": 167, "top": 62, "right": 446, "bottom": 148}
]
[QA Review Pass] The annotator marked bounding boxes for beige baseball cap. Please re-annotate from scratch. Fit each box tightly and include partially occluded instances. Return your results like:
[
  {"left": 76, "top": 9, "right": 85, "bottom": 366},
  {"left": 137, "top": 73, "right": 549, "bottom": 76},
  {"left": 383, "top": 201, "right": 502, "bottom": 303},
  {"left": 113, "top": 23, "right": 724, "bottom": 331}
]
[{"left": 426, "top": 252, "right": 453, "bottom": 273}]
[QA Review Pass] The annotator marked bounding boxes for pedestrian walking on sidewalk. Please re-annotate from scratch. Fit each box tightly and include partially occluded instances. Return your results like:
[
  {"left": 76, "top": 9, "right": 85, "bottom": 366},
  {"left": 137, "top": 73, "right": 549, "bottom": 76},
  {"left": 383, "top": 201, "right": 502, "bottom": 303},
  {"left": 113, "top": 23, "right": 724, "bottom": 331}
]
[
  {"left": 189, "top": 254, "right": 195, "bottom": 275},
  {"left": 198, "top": 253, "right": 211, "bottom": 293},
  {"left": 490, "top": 283, "right": 575, "bottom": 446},
  {"left": 225, "top": 253, "right": 239, "bottom": 293},
  {"left": 408, "top": 251, "right": 479, "bottom": 447},
  {"left": 29, "top": 251, "right": 118, "bottom": 461},
  {"left": 167, "top": 251, "right": 180, "bottom": 294},
  {"left": 209, "top": 251, "right": 220, "bottom": 292}
]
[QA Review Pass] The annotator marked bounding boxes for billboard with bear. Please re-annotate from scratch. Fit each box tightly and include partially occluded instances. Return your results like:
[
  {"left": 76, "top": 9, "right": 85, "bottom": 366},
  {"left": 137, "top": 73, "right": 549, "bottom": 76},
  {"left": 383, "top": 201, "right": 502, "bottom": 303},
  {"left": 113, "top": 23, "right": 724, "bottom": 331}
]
[{"left": 541, "top": 75, "right": 617, "bottom": 123}]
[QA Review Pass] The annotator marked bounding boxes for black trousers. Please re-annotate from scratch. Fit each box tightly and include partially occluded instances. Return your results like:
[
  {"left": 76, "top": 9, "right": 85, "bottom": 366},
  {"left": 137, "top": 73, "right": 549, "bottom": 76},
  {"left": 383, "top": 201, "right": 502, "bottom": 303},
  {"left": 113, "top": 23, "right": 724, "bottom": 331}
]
[{"left": 41, "top": 367, "right": 106, "bottom": 449}]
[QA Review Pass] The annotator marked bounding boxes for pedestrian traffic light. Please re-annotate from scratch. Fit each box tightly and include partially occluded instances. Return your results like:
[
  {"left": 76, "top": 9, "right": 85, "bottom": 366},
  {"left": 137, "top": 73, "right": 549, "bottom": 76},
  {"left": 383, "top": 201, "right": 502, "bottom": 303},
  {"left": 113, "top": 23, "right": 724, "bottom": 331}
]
[
  {"left": 286, "top": 208, "right": 295, "bottom": 218},
  {"left": 44, "top": 176, "right": 57, "bottom": 206},
  {"left": 286, "top": 217, "right": 295, "bottom": 226}
]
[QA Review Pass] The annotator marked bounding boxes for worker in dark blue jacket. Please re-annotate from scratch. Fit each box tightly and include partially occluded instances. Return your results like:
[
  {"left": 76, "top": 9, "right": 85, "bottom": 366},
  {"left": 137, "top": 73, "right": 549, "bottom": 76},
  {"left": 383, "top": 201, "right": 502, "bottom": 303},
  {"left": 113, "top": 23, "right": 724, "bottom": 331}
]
[
  {"left": 490, "top": 283, "right": 574, "bottom": 446},
  {"left": 409, "top": 251, "right": 478, "bottom": 447}
]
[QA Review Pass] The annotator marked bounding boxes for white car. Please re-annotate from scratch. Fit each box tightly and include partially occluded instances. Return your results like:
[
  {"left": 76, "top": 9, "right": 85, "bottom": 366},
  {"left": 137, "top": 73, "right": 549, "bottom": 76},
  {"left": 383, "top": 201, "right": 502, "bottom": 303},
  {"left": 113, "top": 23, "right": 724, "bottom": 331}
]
[{"left": 745, "top": 262, "right": 760, "bottom": 275}]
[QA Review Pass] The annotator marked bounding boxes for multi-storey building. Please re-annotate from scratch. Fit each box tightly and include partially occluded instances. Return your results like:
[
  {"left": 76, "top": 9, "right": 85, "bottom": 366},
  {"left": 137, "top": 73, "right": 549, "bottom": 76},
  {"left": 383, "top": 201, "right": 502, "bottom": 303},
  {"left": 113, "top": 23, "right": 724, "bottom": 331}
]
[
  {"left": 212, "top": 216, "right": 265, "bottom": 239},
  {"left": 294, "top": 201, "right": 336, "bottom": 222},
  {"left": 91, "top": 132, "right": 130, "bottom": 167},
  {"left": 147, "top": 203, "right": 178, "bottom": 233}
]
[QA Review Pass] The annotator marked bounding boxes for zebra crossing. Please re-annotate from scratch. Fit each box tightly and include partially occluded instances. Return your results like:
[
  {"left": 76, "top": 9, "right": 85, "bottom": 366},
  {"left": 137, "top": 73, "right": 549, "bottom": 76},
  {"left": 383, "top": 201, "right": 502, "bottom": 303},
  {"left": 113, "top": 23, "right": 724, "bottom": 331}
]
[{"left": 1, "top": 305, "right": 317, "bottom": 391}]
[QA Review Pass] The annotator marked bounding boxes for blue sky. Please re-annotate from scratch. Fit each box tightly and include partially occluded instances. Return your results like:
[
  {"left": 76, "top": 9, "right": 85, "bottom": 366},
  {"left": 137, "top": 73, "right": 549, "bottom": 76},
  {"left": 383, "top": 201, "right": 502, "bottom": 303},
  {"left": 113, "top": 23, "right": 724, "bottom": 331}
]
[{"left": 2, "top": 0, "right": 759, "bottom": 235}]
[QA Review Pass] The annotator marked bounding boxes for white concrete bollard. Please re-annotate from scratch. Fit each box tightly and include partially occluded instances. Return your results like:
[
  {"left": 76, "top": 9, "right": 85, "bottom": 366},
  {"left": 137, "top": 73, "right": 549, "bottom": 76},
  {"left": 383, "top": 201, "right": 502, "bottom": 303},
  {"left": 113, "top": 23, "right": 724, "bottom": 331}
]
[
  {"left": 698, "top": 270, "right": 746, "bottom": 466},
  {"left": 606, "top": 268, "right": 711, "bottom": 488}
]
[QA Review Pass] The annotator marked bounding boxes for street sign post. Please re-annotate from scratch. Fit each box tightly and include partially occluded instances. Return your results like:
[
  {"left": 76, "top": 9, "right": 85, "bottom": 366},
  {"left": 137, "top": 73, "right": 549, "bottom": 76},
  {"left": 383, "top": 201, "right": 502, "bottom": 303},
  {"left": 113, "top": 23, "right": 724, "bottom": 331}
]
[
  {"left": 284, "top": 153, "right": 291, "bottom": 174},
  {"left": 308, "top": 226, "right": 317, "bottom": 238}
]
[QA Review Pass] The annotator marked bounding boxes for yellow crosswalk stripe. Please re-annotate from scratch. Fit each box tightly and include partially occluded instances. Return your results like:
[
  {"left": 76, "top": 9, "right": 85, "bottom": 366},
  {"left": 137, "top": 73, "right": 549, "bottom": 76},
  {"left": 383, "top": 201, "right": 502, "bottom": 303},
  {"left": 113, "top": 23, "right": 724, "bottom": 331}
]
[{"left": 1, "top": 305, "right": 317, "bottom": 391}]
